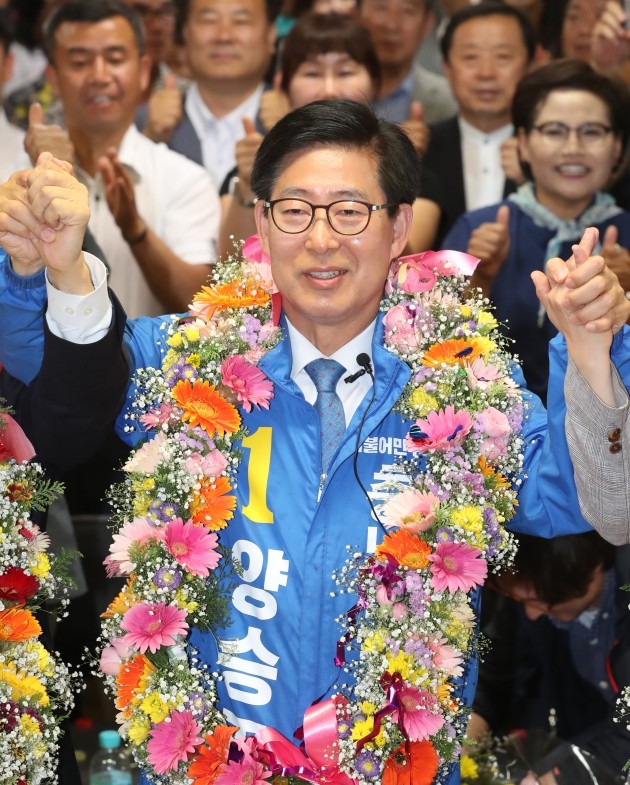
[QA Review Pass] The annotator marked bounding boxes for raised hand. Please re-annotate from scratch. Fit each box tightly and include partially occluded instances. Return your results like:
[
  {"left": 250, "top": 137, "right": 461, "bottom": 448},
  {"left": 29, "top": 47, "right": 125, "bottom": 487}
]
[
  {"left": 600, "top": 223, "right": 630, "bottom": 295},
  {"left": 144, "top": 73, "right": 183, "bottom": 143},
  {"left": 24, "top": 102, "right": 74, "bottom": 166},
  {"left": 500, "top": 137, "right": 525, "bottom": 185},
  {"left": 97, "top": 148, "right": 144, "bottom": 243},
  {"left": 258, "top": 88, "right": 291, "bottom": 133},
  {"left": 590, "top": 0, "right": 630, "bottom": 76},
  {"left": 234, "top": 117, "right": 264, "bottom": 203},
  {"left": 400, "top": 101, "right": 429, "bottom": 157},
  {"left": 468, "top": 204, "right": 511, "bottom": 296}
]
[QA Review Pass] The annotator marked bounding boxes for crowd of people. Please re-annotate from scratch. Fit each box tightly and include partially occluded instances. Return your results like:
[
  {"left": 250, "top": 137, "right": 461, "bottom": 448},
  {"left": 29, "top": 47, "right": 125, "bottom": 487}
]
[{"left": 0, "top": 1, "right": 630, "bottom": 784}]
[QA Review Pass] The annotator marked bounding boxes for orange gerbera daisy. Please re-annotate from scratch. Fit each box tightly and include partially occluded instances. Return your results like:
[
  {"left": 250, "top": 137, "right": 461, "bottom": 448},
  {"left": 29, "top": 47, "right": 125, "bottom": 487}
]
[
  {"left": 382, "top": 741, "right": 439, "bottom": 785},
  {"left": 172, "top": 380, "right": 241, "bottom": 438},
  {"left": 187, "top": 725, "right": 237, "bottom": 785},
  {"left": 0, "top": 607, "right": 41, "bottom": 641},
  {"left": 192, "top": 278, "right": 270, "bottom": 320},
  {"left": 477, "top": 456, "right": 511, "bottom": 492},
  {"left": 376, "top": 529, "right": 432, "bottom": 569},
  {"left": 190, "top": 476, "right": 236, "bottom": 530},
  {"left": 422, "top": 338, "right": 482, "bottom": 369},
  {"left": 115, "top": 653, "right": 156, "bottom": 711},
  {"left": 102, "top": 581, "right": 138, "bottom": 619}
]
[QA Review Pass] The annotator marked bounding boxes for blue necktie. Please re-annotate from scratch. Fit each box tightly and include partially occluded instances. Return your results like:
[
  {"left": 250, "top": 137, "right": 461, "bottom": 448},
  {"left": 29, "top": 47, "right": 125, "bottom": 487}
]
[{"left": 305, "top": 358, "right": 346, "bottom": 471}]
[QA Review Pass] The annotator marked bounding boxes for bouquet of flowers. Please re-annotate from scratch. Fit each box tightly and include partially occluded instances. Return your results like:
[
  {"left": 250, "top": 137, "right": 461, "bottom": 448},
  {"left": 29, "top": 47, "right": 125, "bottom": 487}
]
[
  {"left": 0, "top": 408, "right": 83, "bottom": 784},
  {"left": 97, "top": 239, "right": 525, "bottom": 785}
]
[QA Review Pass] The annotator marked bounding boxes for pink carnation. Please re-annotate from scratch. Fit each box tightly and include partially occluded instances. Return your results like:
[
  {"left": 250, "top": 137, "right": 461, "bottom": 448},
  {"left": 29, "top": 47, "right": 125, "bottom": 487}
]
[
  {"left": 99, "top": 637, "right": 133, "bottom": 676},
  {"left": 139, "top": 403, "right": 174, "bottom": 430},
  {"left": 147, "top": 710, "right": 203, "bottom": 774},
  {"left": 386, "top": 254, "right": 437, "bottom": 295},
  {"left": 120, "top": 601, "right": 188, "bottom": 653},
  {"left": 163, "top": 517, "right": 221, "bottom": 576},
  {"left": 221, "top": 355, "right": 274, "bottom": 413},
  {"left": 383, "top": 304, "right": 422, "bottom": 352},
  {"left": 428, "top": 541, "right": 487, "bottom": 594},
  {"left": 382, "top": 488, "right": 440, "bottom": 532},
  {"left": 406, "top": 406, "right": 472, "bottom": 453},
  {"left": 124, "top": 432, "right": 168, "bottom": 473},
  {"left": 475, "top": 406, "right": 511, "bottom": 460},
  {"left": 429, "top": 638, "right": 464, "bottom": 678},
  {"left": 184, "top": 449, "right": 228, "bottom": 477}
]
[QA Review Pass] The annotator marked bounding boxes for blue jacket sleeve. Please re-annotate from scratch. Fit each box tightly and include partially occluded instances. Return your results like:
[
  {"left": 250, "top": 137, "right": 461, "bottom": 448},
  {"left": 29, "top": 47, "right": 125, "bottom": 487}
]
[{"left": 0, "top": 250, "right": 47, "bottom": 383}]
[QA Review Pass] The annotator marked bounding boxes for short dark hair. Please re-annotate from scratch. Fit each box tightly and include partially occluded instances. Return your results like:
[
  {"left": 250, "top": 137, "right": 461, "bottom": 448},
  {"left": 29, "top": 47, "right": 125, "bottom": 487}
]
[
  {"left": 280, "top": 12, "right": 380, "bottom": 94},
  {"left": 250, "top": 99, "right": 422, "bottom": 212},
  {"left": 490, "top": 531, "right": 616, "bottom": 607},
  {"left": 43, "top": 0, "right": 146, "bottom": 62},
  {"left": 440, "top": 1, "right": 537, "bottom": 63},
  {"left": 512, "top": 58, "right": 630, "bottom": 179},
  {"left": 177, "top": 0, "right": 281, "bottom": 35},
  {"left": 0, "top": 8, "right": 14, "bottom": 54}
]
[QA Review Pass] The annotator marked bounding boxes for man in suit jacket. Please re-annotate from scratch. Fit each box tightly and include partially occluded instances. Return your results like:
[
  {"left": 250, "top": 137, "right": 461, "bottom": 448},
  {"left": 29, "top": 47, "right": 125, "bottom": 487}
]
[
  {"left": 360, "top": 0, "right": 457, "bottom": 126},
  {"left": 423, "top": 2, "right": 536, "bottom": 244},
  {"left": 142, "top": 0, "right": 277, "bottom": 190}
]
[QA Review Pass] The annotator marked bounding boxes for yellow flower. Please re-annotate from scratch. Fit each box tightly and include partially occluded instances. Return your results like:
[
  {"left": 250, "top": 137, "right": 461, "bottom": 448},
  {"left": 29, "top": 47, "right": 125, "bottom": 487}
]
[
  {"left": 350, "top": 716, "right": 386, "bottom": 748},
  {"left": 473, "top": 336, "right": 495, "bottom": 357},
  {"left": 362, "top": 631, "right": 386, "bottom": 654},
  {"left": 140, "top": 691, "right": 170, "bottom": 722},
  {"left": 409, "top": 387, "right": 438, "bottom": 416},
  {"left": 30, "top": 553, "right": 50, "bottom": 579},
  {"left": 167, "top": 333, "right": 184, "bottom": 349},
  {"left": 174, "top": 589, "right": 198, "bottom": 615},
  {"left": 29, "top": 641, "right": 53, "bottom": 676},
  {"left": 459, "top": 305, "right": 472, "bottom": 318},
  {"left": 128, "top": 715, "right": 151, "bottom": 744},
  {"left": 184, "top": 327, "right": 200, "bottom": 343},
  {"left": 0, "top": 666, "right": 49, "bottom": 706},
  {"left": 360, "top": 701, "right": 377, "bottom": 716},
  {"left": 187, "top": 353, "right": 201, "bottom": 368},
  {"left": 19, "top": 714, "right": 41, "bottom": 736},
  {"left": 460, "top": 755, "right": 478, "bottom": 778},
  {"left": 386, "top": 650, "right": 417, "bottom": 681},
  {"left": 451, "top": 506, "right": 483, "bottom": 533},
  {"left": 477, "top": 311, "right": 498, "bottom": 331}
]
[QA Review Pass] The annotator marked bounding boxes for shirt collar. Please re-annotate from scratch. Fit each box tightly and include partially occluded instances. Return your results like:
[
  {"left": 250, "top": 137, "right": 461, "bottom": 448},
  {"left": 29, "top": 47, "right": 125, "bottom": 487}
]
[
  {"left": 458, "top": 115, "right": 513, "bottom": 144},
  {"left": 185, "top": 81, "right": 264, "bottom": 135},
  {"left": 287, "top": 317, "right": 376, "bottom": 380}
]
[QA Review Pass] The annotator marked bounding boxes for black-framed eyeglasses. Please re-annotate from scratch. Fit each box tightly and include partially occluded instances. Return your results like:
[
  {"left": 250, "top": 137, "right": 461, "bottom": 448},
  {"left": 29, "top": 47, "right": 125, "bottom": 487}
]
[
  {"left": 531, "top": 121, "right": 613, "bottom": 146},
  {"left": 263, "top": 198, "right": 397, "bottom": 235}
]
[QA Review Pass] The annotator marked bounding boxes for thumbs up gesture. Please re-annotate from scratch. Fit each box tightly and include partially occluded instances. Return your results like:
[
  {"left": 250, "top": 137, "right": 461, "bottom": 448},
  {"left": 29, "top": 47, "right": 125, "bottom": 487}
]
[
  {"left": 468, "top": 204, "right": 511, "bottom": 294},
  {"left": 144, "top": 72, "right": 183, "bottom": 143},
  {"left": 600, "top": 223, "right": 630, "bottom": 294},
  {"left": 400, "top": 101, "right": 429, "bottom": 156},
  {"left": 233, "top": 116, "right": 263, "bottom": 202},
  {"left": 24, "top": 102, "right": 74, "bottom": 166}
]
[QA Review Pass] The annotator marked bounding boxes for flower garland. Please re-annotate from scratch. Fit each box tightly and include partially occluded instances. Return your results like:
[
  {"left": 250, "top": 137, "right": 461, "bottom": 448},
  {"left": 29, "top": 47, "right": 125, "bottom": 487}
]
[
  {"left": 0, "top": 408, "right": 83, "bottom": 784},
  {"left": 97, "top": 238, "right": 525, "bottom": 785}
]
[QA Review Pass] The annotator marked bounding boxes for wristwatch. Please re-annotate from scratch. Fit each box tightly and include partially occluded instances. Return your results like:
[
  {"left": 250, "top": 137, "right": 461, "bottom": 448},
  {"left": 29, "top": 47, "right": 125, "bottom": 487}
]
[{"left": 229, "top": 175, "right": 256, "bottom": 208}]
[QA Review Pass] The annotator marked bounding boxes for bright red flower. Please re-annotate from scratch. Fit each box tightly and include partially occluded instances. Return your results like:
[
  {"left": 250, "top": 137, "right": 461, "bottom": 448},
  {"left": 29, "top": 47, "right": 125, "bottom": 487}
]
[{"left": 0, "top": 567, "right": 39, "bottom": 604}]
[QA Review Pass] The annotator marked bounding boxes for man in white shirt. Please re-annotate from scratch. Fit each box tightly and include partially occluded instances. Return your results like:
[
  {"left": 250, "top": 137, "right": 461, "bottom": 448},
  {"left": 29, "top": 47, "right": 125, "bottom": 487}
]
[
  {"left": 143, "top": 0, "right": 278, "bottom": 190},
  {"left": 0, "top": 9, "right": 30, "bottom": 182},
  {"left": 25, "top": 0, "right": 219, "bottom": 317},
  {"left": 422, "top": 2, "right": 536, "bottom": 244}
]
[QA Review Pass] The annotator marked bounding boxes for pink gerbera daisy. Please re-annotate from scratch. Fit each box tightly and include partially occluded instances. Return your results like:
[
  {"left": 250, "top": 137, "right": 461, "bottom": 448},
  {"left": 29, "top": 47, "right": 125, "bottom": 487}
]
[
  {"left": 120, "top": 601, "right": 188, "bottom": 653},
  {"left": 382, "top": 489, "right": 440, "bottom": 532},
  {"left": 139, "top": 402, "right": 174, "bottom": 430},
  {"left": 428, "top": 541, "right": 487, "bottom": 594},
  {"left": 216, "top": 750, "right": 271, "bottom": 785},
  {"left": 406, "top": 406, "right": 472, "bottom": 454},
  {"left": 147, "top": 710, "right": 203, "bottom": 774},
  {"left": 105, "top": 518, "right": 164, "bottom": 577},
  {"left": 221, "top": 355, "right": 274, "bottom": 413},
  {"left": 429, "top": 638, "right": 464, "bottom": 678},
  {"left": 163, "top": 518, "right": 221, "bottom": 576},
  {"left": 393, "top": 685, "right": 445, "bottom": 741}
]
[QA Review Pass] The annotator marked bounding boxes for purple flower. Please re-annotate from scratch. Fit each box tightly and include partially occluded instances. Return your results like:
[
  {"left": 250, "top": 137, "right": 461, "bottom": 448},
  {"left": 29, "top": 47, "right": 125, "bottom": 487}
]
[
  {"left": 355, "top": 750, "right": 381, "bottom": 779},
  {"left": 148, "top": 499, "right": 178, "bottom": 523},
  {"left": 185, "top": 692, "right": 212, "bottom": 717},
  {"left": 240, "top": 314, "right": 263, "bottom": 348},
  {"left": 152, "top": 566, "right": 182, "bottom": 590},
  {"left": 435, "top": 527, "right": 454, "bottom": 543},
  {"left": 165, "top": 359, "right": 198, "bottom": 387},
  {"left": 176, "top": 428, "right": 215, "bottom": 453},
  {"left": 337, "top": 718, "right": 351, "bottom": 739}
]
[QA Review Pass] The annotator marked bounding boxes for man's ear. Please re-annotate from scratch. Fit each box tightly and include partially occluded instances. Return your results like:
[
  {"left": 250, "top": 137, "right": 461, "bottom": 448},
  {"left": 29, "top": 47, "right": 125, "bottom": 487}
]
[
  {"left": 254, "top": 200, "right": 271, "bottom": 257},
  {"left": 46, "top": 63, "right": 60, "bottom": 96},
  {"left": 391, "top": 202, "right": 413, "bottom": 259},
  {"left": 139, "top": 53, "right": 152, "bottom": 94}
]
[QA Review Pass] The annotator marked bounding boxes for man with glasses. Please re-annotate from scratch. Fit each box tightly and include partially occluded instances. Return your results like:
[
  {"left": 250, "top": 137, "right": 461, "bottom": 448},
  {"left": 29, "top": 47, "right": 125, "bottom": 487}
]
[{"left": 0, "top": 100, "right": 629, "bottom": 783}]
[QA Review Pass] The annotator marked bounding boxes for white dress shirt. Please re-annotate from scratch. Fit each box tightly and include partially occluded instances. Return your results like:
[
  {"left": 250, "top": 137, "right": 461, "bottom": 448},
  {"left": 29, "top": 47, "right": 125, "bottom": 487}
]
[
  {"left": 0, "top": 109, "right": 29, "bottom": 182},
  {"left": 77, "top": 124, "right": 219, "bottom": 318},
  {"left": 459, "top": 117, "right": 514, "bottom": 212},
  {"left": 185, "top": 83, "right": 264, "bottom": 190}
]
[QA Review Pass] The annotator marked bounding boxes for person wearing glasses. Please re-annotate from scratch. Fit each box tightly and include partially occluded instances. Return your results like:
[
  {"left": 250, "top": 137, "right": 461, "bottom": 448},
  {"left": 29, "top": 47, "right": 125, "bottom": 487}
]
[
  {"left": 442, "top": 59, "right": 630, "bottom": 405},
  {"left": 0, "top": 100, "right": 629, "bottom": 783}
]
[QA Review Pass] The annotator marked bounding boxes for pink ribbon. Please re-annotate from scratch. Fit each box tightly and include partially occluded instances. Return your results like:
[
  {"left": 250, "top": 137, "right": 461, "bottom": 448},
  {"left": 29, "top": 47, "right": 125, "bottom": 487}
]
[{"left": 256, "top": 698, "right": 355, "bottom": 785}]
